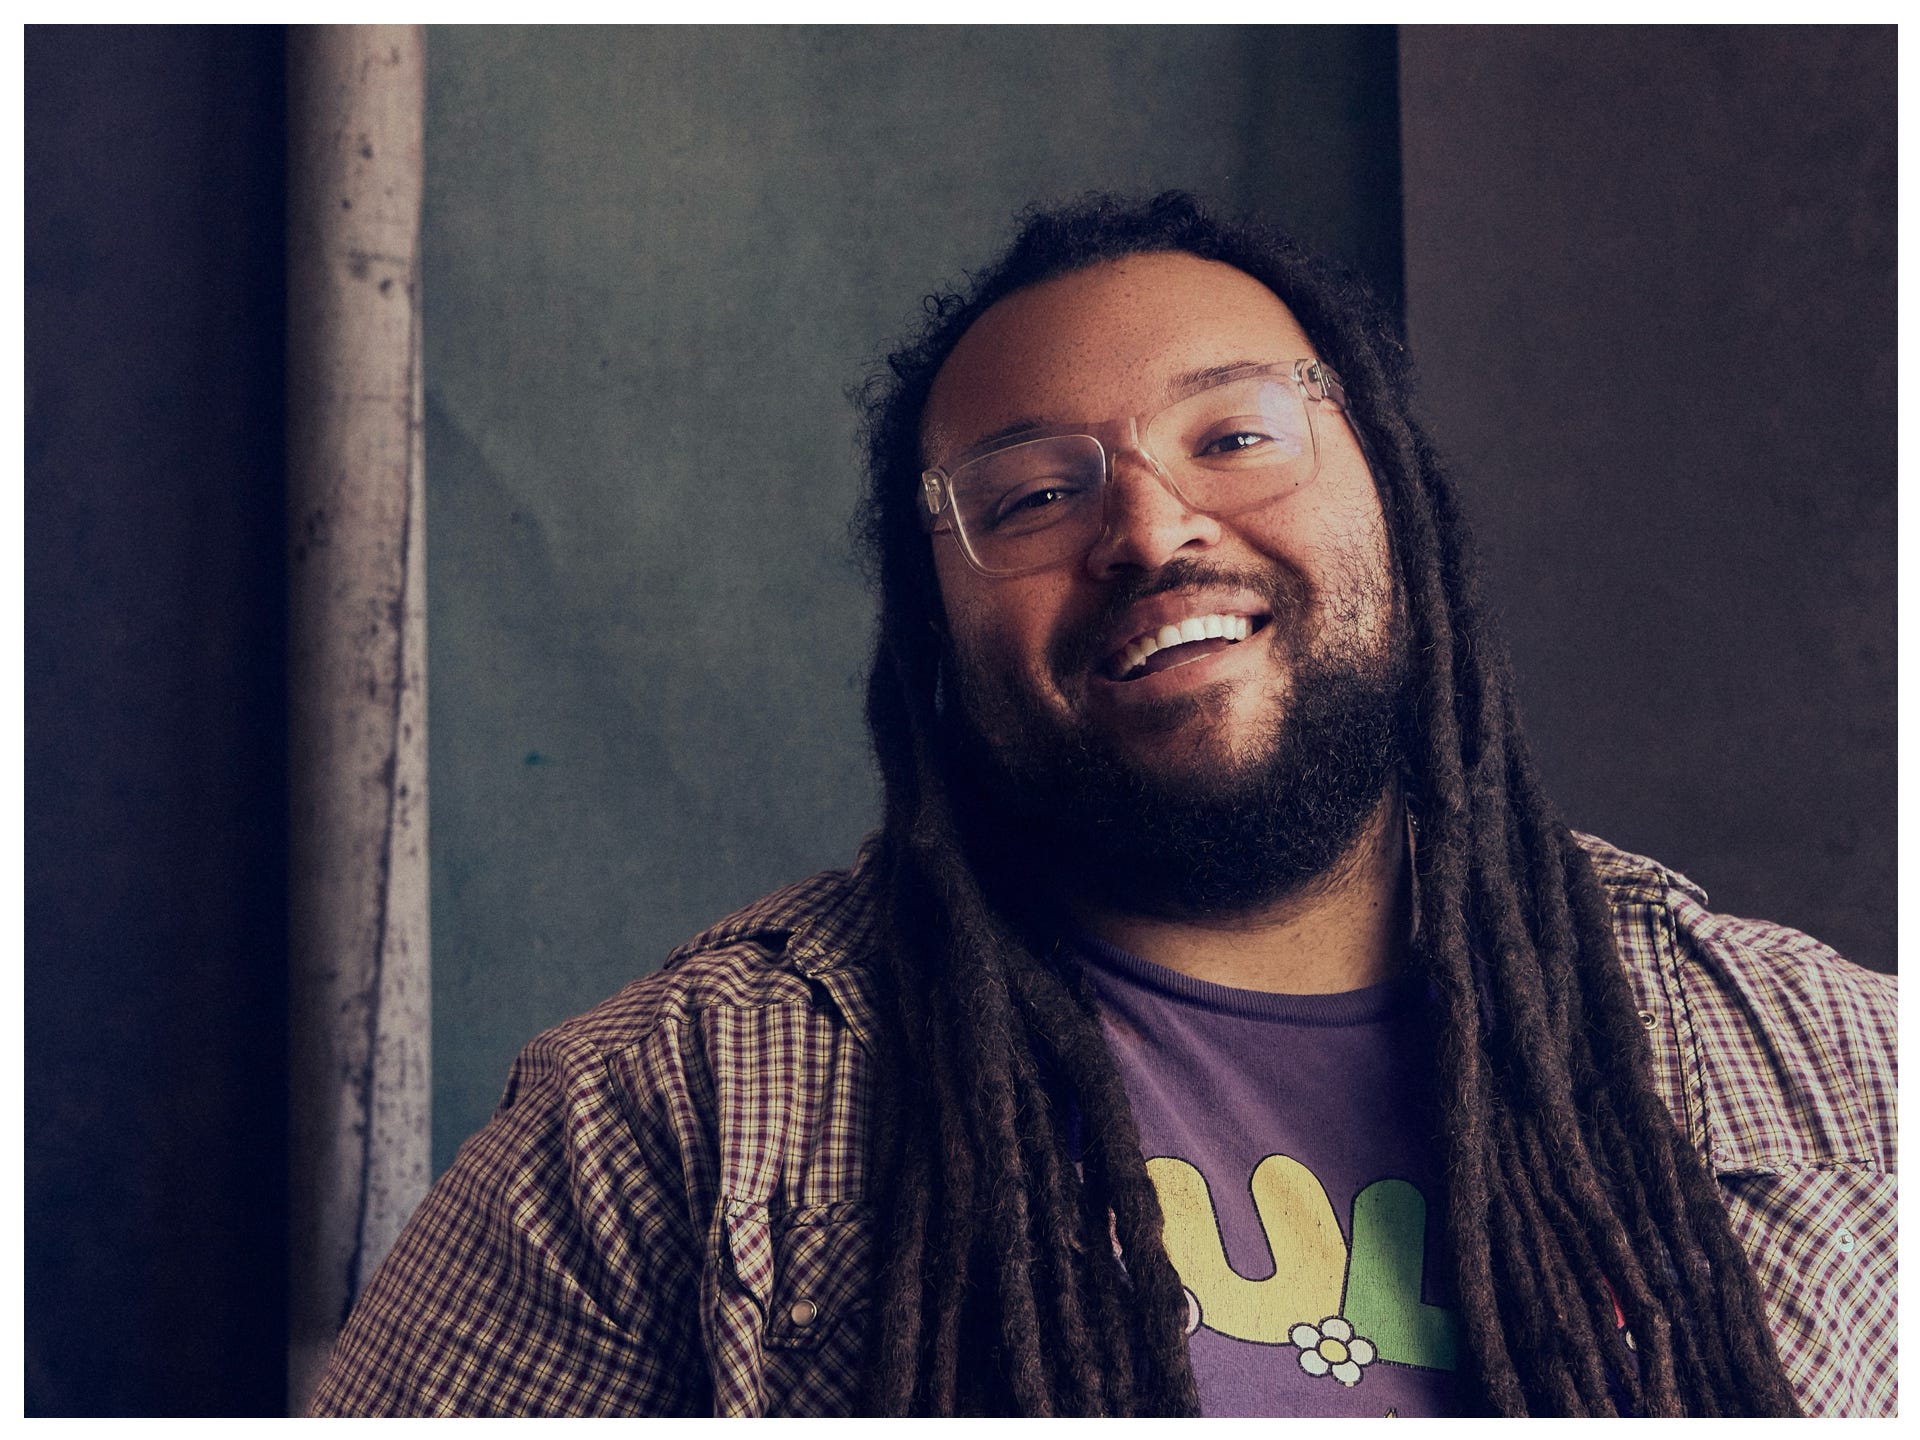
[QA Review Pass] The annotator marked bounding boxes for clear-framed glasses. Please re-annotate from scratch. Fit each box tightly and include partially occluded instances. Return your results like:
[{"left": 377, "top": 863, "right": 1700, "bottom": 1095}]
[{"left": 920, "top": 358, "right": 1351, "bottom": 578}]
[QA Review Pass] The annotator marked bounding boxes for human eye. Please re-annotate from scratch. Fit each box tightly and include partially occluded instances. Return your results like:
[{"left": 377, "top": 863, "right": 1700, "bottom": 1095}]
[
  {"left": 1164, "top": 376, "right": 1311, "bottom": 468},
  {"left": 987, "top": 478, "right": 1089, "bottom": 532},
  {"left": 1188, "top": 408, "right": 1307, "bottom": 466},
  {"left": 1197, "top": 427, "right": 1278, "bottom": 457},
  {"left": 959, "top": 438, "right": 1100, "bottom": 533}
]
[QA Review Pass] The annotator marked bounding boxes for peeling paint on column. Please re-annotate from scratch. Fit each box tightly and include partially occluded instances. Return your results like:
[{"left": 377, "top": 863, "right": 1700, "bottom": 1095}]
[{"left": 286, "top": 25, "right": 429, "bottom": 1416}]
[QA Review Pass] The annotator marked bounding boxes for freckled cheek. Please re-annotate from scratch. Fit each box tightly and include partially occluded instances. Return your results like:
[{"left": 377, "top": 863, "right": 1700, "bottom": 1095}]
[
  {"left": 1280, "top": 470, "right": 1384, "bottom": 541},
  {"left": 1319, "top": 502, "right": 1393, "bottom": 576},
  {"left": 1244, "top": 490, "right": 1376, "bottom": 574},
  {"left": 1250, "top": 490, "right": 1396, "bottom": 639},
  {"left": 939, "top": 582, "right": 1074, "bottom": 701},
  {"left": 952, "top": 602, "right": 1046, "bottom": 671},
  {"left": 1326, "top": 509, "right": 1400, "bottom": 647}
]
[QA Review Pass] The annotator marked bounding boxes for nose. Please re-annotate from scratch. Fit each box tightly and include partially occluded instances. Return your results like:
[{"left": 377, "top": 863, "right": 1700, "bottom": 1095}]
[{"left": 1082, "top": 443, "right": 1222, "bottom": 579}]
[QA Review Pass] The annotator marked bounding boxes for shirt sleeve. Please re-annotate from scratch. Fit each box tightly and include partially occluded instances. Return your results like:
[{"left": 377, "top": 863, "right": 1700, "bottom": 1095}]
[
  {"left": 1667, "top": 901, "right": 1898, "bottom": 1417},
  {"left": 308, "top": 1021, "right": 709, "bottom": 1416}
]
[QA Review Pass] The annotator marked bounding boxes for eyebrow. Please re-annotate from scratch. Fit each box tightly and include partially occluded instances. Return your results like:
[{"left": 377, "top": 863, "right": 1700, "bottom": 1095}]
[
  {"left": 1166, "top": 359, "right": 1277, "bottom": 392},
  {"left": 958, "top": 416, "right": 1054, "bottom": 454}
]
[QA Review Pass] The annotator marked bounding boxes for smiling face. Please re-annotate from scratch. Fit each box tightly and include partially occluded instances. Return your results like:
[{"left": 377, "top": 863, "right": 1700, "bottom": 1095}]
[
  {"left": 925, "top": 252, "right": 1397, "bottom": 762},
  {"left": 920, "top": 252, "right": 1410, "bottom": 917}
]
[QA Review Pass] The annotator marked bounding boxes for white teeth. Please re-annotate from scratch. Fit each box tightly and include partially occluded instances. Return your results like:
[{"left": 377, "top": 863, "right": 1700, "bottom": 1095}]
[{"left": 1115, "top": 612, "right": 1257, "bottom": 678}]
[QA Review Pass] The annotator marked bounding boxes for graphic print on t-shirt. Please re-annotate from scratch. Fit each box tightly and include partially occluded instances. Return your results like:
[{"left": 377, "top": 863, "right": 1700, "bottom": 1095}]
[
  {"left": 1146, "top": 1152, "right": 1460, "bottom": 1391},
  {"left": 1075, "top": 937, "right": 1471, "bottom": 1414}
]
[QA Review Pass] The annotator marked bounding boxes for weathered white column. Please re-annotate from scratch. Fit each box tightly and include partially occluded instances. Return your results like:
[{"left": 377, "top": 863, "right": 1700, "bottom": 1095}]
[{"left": 286, "top": 24, "right": 429, "bottom": 1415}]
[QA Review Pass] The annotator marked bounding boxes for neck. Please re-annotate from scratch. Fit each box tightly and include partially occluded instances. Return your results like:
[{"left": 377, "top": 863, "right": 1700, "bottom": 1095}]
[{"left": 1068, "top": 788, "right": 1411, "bottom": 994}]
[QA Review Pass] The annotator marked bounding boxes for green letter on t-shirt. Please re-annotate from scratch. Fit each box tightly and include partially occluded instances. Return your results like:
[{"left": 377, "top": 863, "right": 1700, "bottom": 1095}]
[{"left": 1344, "top": 1179, "right": 1459, "bottom": 1372}]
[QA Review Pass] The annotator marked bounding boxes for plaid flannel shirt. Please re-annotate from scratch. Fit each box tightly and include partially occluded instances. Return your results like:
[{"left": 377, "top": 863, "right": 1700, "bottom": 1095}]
[{"left": 311, "top": 834, "right": 1895, "bottom": 1416}]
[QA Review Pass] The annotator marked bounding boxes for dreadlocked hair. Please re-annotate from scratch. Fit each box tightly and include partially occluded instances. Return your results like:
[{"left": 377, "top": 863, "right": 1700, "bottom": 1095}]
[{"left": 848, "top": 191, "right": 1799, "bottom": 1416}]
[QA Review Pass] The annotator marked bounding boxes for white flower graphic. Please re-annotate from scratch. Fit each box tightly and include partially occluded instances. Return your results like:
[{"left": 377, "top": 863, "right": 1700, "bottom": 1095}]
[{"left": 1290, "top": 1315, "right": 1377, "bottom": 1387}]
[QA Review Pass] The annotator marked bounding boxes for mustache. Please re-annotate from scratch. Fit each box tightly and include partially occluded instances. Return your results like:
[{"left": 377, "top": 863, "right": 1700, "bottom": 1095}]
[{"left": 1046, "top": 558, "right": 1310, "bottom": 680}]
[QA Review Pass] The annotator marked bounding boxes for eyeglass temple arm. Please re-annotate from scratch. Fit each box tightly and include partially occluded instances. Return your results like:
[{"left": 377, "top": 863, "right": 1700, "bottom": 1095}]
[{"left": 1301, "top": 359, "right": 1347, "bottom": 409}]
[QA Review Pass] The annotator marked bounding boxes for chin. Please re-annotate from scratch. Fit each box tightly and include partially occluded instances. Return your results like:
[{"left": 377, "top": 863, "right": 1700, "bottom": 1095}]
[
  {"left": 945, "top": 628, "right": 1411, "bottom": 919},
  {"left": 1118, "top": 692, "right": 1288, "bottom": 770}
]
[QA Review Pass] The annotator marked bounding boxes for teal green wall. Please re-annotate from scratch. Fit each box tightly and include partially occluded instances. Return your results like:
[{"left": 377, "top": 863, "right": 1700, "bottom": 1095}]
[{"left": 424, "top": 26, "right": 1403, "bottom": 1169}]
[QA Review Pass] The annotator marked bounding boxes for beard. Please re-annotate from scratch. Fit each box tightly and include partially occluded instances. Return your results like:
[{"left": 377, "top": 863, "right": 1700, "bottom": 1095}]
[{"left": 938, "top": 557, "right": 1410, "bottom": 922}]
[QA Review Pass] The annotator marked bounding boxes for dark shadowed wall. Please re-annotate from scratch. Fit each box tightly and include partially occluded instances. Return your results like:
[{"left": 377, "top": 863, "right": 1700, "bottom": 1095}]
[
  {"left": 1399, "top": 26, "right": 1894, "bottom": 974},
  {"left": 25, "top": 25, "right": 289, "bottom": 1416},
  {"left": 423, "top": 25, "right": 1405, "bottom": 1168}
]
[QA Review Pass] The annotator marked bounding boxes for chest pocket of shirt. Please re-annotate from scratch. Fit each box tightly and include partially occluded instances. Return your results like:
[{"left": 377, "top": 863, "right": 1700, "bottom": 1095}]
[{"left": 723, "top": 1199, "right": 875, "bottom": 1352}]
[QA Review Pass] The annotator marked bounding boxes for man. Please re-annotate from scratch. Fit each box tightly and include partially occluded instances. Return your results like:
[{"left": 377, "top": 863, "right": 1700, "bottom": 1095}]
[{"left": 312, "top": 194, "right": 1895, "bottom": 1417}]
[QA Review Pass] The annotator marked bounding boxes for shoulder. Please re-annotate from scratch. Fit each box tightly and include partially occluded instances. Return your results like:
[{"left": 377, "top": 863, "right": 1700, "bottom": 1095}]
[
  {"left": 1572, "top": 836, "right": 1898, "bottom": 1415},
  {"left": 1575, "top": 831, "right": 1893, "bottom": 1027},
  {"left": 1574, "top": 832, "right": 1895, "bottom": 1173},
  {"left": 480, "top": 842, "right": 889, "bottom": 1220},
  {"left": 313, "top": 849, "right": 890, "bottom": 1416},
  {"left": 511, "top": 842, "right": 888, "bottom": 1085}
]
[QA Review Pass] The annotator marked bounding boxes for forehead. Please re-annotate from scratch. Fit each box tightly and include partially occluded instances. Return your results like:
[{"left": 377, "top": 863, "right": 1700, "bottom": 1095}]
[{"left": 921, "top": 253, "right": 1313, "bottom": 464}]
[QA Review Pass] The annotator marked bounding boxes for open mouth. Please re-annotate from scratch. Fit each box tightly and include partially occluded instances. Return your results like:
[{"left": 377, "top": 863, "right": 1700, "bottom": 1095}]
[{"left": 1105, "top": 612, "right": 1267, "bottom": 682}]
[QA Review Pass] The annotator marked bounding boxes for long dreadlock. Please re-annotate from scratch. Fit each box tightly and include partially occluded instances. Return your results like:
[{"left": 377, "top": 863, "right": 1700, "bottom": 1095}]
[{"left": 850, "top": 192, "right": 1798, "bottom": 1416}]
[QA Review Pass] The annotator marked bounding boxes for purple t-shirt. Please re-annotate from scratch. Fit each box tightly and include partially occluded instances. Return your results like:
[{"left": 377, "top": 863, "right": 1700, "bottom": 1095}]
[{"left": 1078, "top": 938, "right": 1466, "bottom": 1417}]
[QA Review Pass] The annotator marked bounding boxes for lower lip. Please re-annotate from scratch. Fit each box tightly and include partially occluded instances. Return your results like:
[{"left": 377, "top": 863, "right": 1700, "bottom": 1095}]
[{"left": 1091, "top": 624, "right": 1270, "bottom": 703}]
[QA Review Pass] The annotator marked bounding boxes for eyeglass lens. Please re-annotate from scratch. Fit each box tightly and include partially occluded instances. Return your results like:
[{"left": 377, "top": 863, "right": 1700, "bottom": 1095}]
[{"left": 948, "top": 376, "right": 1319, "bottom": 575}]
